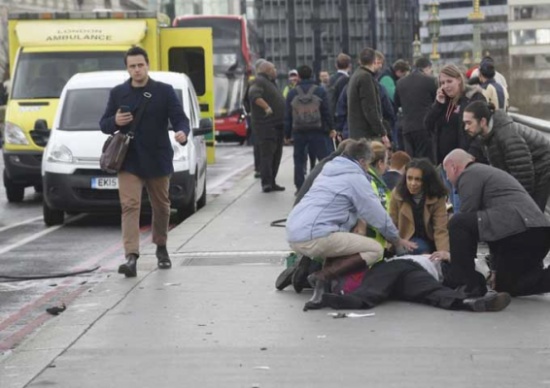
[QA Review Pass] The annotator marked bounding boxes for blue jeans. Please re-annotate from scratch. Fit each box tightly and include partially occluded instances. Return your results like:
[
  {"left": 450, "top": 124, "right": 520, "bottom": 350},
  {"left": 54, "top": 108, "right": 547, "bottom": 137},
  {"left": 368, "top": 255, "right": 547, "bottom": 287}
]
[
  {"left": 293, "top": 132, "right": 331, "bottom": 190},
  {"left": 439, "top": 165, "right": 460, "bottom": 213},
  {"left": 409, "top": 237, "right": 435, "bottom": 255}
]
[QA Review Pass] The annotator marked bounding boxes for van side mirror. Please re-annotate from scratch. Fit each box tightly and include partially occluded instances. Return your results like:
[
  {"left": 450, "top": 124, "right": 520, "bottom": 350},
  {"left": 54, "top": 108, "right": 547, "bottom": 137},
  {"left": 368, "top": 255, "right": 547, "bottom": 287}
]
[
  {"left": 193, "top": 118, "right": 213, "bottom": 137},
  {"left": 31, "top": 119, "right": 50, "bottom": 147}
]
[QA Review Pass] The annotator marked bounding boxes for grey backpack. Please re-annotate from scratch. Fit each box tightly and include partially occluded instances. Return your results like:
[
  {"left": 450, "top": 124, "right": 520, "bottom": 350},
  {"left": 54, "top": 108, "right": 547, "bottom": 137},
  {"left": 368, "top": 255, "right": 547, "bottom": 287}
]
[{"left": 291, "top": 85, "right": 323, "bottom": 131}]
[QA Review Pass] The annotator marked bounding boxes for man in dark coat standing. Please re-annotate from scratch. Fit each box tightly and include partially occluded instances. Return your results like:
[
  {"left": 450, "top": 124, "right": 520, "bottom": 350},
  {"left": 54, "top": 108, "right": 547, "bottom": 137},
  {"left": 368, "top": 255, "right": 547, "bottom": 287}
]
[
  {"left": 100, "top": 47, "right": 190, "bottom": 277},
  {"left": 327, "top": 53, "right": 352, "bottom": 119},
  {"left": 463, "top": 100, "right": 550, "bottom": 215},
  {"left": 248, "top": 61, "right": 286, "bottom": 193},
  {"left": 395, "top": 57, "right": 437, "bottom": 161},
  {"left": 347, "top": 47, "right": 390, "bottom": 148},
  {"left": 442, "top": 149, "right": 550, "bottom": 297}
]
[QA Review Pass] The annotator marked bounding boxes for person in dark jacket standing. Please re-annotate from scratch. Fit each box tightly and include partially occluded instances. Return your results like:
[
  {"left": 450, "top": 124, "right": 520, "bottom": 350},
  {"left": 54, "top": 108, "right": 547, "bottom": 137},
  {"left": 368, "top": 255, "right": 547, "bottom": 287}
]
[
  {"left": 327, "top": 53, "right": 352, "bottom": 119},
  {"left": 424, "top": 64, "right": 487, "bottom": 166},
  {"left": 395, "top": 57, "right": 437, "bottom": 161},
  {"left": 347, "top": 48, "right": 390, "bottom": 148},
  {"left": 248, "top": 61, "right": 286, "bottom": 193},
  {"left": 463, "top": 101, "right": 550, "bottom": 214},
  {"left": 99, "top": 47, "right": 190, "bottom": 277},
  {"left": 443, "top": 149, "right": 550, "bottom": 297},
  {"left": 424, "top": 64, "right": 487, "bottom": 212},
  {"left": 285, "top": 65, "right": 335, "bottom": 192}
]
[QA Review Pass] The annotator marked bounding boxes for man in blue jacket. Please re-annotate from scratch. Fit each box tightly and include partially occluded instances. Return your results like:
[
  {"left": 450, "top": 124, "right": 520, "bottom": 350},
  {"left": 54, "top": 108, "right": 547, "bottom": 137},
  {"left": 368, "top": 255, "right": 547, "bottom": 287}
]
[
  {"left": 100, "top": 47, "right": 190, "bottom": 277},
  {"left": 285, "top": 65, "right": 335, "bottom": 192},
  {"left": 286, "top": 139, "right": 416, "bottom": 310}
]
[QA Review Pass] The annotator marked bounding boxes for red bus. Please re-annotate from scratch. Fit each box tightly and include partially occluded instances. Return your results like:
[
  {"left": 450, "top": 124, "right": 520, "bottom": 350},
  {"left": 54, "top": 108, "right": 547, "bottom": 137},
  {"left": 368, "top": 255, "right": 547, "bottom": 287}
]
[{"left": 173, "top": 15, "right": 259, "bottom": 144}]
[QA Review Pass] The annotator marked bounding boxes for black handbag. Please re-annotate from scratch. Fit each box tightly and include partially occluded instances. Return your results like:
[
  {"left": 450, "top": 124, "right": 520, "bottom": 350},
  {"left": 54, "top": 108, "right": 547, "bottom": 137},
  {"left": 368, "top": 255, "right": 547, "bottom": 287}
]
[{"left": 100, "top": 88, "right": 152, "bottom": 173}]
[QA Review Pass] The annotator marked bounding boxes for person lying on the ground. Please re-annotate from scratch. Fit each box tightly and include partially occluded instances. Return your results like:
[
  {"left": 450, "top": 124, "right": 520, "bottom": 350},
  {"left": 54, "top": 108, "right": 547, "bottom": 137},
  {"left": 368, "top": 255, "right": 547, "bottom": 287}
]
[
  {"left": 442, "top": 149, "right": 550, "bottom": 297},
  {"left": 308, "top": 254, "right": 511, "bottom": 313},
  {"left": 389, "top": 158, "right": 449, "bottom": 256},
  {"left": 286, "top": 139, "right": 416, "bottom": 311}
]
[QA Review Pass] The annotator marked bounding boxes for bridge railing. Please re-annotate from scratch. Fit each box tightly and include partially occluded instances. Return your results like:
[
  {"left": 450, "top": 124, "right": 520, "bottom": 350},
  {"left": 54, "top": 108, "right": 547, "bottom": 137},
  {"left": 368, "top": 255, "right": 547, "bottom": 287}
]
[{"left": 509, "top": 112, "right": 550, "bottom": 135}]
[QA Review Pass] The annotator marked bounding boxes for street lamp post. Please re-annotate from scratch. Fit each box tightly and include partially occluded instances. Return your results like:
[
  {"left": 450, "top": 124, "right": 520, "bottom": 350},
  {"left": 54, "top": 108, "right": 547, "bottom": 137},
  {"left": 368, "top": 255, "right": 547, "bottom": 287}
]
[
  {"left": 468, "top": 0, "right": 485, "bottom": 64},
  {"left": 412, "top": 34, "right": 422, "bottom": 63},
  {"left": 426, "top": 2, "right": 441, "bottom": 71}
]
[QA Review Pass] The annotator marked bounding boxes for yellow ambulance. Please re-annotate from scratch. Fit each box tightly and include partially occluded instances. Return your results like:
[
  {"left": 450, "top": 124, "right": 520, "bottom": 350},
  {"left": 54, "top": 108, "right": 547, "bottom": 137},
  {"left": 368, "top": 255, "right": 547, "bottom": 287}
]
[{"left": 3, "top": 11, "right": 214, "bottom": 202}]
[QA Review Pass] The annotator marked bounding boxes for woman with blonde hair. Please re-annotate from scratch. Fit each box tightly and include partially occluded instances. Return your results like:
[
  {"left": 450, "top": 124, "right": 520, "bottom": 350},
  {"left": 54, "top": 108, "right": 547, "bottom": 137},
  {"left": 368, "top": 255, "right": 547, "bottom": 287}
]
[
  {"left": 424, "top": 63, "right": 486, "bottom": 166},
  {"left": 424, "top": 64, "right": 486, "bottom": 211}
]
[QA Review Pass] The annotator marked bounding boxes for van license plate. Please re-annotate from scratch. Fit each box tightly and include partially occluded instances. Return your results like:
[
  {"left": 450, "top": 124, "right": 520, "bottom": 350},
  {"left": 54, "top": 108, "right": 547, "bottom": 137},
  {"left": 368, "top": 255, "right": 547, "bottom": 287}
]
[{"left": 91, "top": 177, "right": 119, "bottom": 189}]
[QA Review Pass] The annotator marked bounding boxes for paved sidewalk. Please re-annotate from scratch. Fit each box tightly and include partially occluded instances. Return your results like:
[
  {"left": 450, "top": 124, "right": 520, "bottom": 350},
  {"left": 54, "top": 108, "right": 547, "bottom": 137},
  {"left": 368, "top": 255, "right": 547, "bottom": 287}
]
[{"left": 2, "top": 148, "right": 550, "bottom": 388}]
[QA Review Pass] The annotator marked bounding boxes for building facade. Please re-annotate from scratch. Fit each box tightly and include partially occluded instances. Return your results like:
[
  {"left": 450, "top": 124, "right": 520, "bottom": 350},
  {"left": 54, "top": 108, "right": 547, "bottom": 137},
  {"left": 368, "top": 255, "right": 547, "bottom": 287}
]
[
  {"left": 508, "top": 0, "right": 550, "bottom": 119},
  {"left": 253, "top": 0, "right": 418, "bottom": 82},
  {"left": 418, "top": 0, "right": 509, "bottom": 67}
]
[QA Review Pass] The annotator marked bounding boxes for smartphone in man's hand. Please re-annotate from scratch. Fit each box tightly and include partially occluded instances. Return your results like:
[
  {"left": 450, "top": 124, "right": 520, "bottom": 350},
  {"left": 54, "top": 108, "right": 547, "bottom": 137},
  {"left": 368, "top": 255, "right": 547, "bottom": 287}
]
[{"left": 119, "top": 105, "right": 131, "bottom": 113}]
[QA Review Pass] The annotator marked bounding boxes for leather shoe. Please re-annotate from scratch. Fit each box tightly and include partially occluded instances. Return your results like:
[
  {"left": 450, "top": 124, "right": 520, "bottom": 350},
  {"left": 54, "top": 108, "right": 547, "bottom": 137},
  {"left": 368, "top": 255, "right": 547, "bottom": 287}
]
[
  {"left": 272, "top": 184, "right": 285, "bottom": 191},
  {"left": 463, "top": 290, "right": 511, "bottom": 312},
  {"left": 118, "top": 254, "right": 138, "bottom": 278},
  {"left": 156, "top": 245, "right": 172, "bottom": 269},
  {"left": 262, "top": 185, "right": 273, "bottom": 193}
]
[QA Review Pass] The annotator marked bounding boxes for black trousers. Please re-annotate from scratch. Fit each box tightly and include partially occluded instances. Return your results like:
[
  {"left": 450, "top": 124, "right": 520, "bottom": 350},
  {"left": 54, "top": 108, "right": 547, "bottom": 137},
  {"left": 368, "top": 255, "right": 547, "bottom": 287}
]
[
  {"left": 334, "top": 260, "right": 466, "bottom": 310},
  {"left": 403, "top": 130, "right": 434, "bottom": 163},
  {"left": 447, "top": 212, "right": 550, "bottom": 296},
  {"left": 257, "top": 128, "right": 284, "bottom": 188},
  {"left": 532, "top": 180, "right": 550, "bottom": 214}
]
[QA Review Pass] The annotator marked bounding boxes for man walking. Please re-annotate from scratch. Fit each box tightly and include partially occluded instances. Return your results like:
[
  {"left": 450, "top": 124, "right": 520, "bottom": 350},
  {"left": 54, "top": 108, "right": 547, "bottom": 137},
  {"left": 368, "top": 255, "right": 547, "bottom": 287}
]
[
  {"left": 394, "top": 57, "right": 437, "bottom": 161},
  {"left": 285, "top": 65, "right": 334, "bottom": 192},
  {"left": 442, "top": 149, "right": 550, "bottom": 297},
  {"left": 99, "top": 47, "right": 190, "bottom": 277},
  {"left": 248, "top": 61, "right": 286, "bottom": 192},
  {"left": 347, "top": 48, "right": 390, "bottom": 147},
  {"left": 463, "top": 100, "right": 550, "bottom": 214}
]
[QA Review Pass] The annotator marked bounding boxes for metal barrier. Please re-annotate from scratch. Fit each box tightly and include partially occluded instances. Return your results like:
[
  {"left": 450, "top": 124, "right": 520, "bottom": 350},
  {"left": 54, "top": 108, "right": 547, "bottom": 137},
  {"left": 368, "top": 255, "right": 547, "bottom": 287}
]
[{"left": 509, "top": 112, "right": 550, "bottom": 135}]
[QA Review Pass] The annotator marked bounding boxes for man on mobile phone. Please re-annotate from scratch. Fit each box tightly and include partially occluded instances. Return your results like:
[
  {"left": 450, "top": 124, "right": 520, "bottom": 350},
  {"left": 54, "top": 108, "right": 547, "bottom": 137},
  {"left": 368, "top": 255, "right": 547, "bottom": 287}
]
[{"left": 99, "top": 46, "right": 190, "bottom": 278}]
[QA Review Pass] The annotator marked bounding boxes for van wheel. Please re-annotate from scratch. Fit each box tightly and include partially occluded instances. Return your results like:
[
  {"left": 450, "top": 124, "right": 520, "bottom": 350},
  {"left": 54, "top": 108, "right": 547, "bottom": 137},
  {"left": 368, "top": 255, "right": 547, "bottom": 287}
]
[
  {"left": 43, "top": 201, "right": 64, "bottom": 226},
  {"left": 197, "top": 176, "right": 207, "bottom": 209},
  {"left": 177, "top": 183, "right": 197, "bottom": 222},
  {"left": 4, "top": 170, "right": 25, "bottom": 203}
]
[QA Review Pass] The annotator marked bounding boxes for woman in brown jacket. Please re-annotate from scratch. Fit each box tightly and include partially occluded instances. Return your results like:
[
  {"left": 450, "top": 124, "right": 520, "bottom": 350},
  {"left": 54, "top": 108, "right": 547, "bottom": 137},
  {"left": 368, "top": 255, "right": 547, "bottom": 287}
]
[{"left": 389, "top": 158, "right": 449, "bottom": 255}]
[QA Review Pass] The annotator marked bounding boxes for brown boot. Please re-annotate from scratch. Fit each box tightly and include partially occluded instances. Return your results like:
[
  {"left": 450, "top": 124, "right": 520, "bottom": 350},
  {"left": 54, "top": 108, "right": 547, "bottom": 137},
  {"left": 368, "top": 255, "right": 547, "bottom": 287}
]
[
  {"left": 316, "top": 253, "right": 366, "bottom": 281},
  {"left": 304, "top": 254, "right": 366, "bottom": 310}
]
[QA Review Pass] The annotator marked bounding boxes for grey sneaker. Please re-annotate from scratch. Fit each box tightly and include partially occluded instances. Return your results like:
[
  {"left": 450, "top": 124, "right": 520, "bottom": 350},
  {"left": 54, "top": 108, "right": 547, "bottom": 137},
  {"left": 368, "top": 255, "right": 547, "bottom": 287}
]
[{"left": 463, "top": 291, "right": 511, "bottom": 312}]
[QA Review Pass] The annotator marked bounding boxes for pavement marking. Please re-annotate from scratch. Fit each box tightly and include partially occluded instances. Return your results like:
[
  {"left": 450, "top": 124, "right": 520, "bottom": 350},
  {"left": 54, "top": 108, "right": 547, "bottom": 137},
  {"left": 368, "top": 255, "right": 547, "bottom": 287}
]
[
  {"left": 0, "top": 214, "right": 85, "bottom": 257},
  {"left": 0, "top": 283, "right": 91, "bottom": 352},
  {"left": 175, "top": 251, "right": 292, "bottom": 257},
  {"left": 0, "top": 216, "right": 43, "bottom": 234}
]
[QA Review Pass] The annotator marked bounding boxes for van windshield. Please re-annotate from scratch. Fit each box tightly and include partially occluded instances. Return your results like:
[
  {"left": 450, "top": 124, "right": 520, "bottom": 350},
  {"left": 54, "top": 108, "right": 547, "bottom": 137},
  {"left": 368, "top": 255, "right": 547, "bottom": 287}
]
[
  {"left": 60, "top": 88, "right": 183, "bottom": 131},
  {"left": 12, "top": 51, "right": 125, "bottom": 99}
]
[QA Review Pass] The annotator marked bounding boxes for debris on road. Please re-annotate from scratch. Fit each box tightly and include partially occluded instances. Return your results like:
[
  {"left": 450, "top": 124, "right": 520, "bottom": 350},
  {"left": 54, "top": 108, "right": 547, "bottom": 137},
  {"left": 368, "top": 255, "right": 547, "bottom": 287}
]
[
  {"left": 328, "top": 312, "right": 375, "bottom": 319},
  {"left": 46, "top": 303, "right": 66, "bottom": 316}
]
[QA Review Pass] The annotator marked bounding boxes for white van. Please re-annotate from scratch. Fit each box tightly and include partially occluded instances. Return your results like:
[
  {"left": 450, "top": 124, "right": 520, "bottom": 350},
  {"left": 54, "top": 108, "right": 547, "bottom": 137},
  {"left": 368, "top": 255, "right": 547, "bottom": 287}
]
[{"left": 41, "top": 71, "right": 210, "bottom": 226}]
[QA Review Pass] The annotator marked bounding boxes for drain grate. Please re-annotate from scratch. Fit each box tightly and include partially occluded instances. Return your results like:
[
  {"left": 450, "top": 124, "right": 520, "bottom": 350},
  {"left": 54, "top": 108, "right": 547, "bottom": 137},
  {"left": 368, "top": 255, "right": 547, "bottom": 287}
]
[{"left": 177, "top": 251, "right": 290, "bottom": 266}]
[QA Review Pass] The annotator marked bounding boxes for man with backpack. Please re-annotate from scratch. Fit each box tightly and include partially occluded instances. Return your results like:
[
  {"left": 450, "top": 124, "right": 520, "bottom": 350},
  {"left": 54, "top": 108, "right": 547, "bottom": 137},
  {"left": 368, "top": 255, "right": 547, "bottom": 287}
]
[{"left": 285, "top": 65, "right": 336, "bottom": 193}]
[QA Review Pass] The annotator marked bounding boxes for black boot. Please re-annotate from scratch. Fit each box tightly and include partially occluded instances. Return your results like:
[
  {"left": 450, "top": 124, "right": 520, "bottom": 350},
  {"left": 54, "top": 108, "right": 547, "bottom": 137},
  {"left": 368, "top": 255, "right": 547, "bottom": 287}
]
[
  {"left": 462, "top": 291, "right": 511, "bottom": 312},
  {"left": 118, "top": 254, "right": 138, "bottom": 278},
  {"left": 292, "top": 255, "right": 312, "bottom": 293},
  {"left": 156, "top": 245, "right": 172, "bottom": 269}
]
